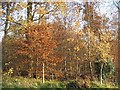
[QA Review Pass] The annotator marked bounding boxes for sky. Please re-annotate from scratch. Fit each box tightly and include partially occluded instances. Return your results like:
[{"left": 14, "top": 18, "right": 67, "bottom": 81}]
[
  {"left": 0, "top": 32, "right": 4, "bottom": 42},
  {"left": 0, "top": 0, "right": 118, "bottom": 42}
]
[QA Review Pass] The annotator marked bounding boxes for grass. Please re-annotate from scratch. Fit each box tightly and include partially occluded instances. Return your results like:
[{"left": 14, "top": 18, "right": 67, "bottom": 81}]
[
  {"left": 2, "top": 76, "right": 119, "bottom": 89},
  {"left": 90, "top": 81, "right": 118, "bottom": 88},
  {"left": 2, "top": 76, "right": 41, "bottom": 88},
  {"left": 2, "top": 76, "right": 66, "bottom": 88}
]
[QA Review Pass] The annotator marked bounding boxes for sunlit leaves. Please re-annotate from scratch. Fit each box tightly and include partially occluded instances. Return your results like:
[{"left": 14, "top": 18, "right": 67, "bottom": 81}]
[
  {"left": 74, "top": 46, "right": 80, "bottom": 51},
  {"left": 67, "top": 38, "right": 74, "bottom": 42},
  {"left": 14, "top": 22, "right": 62, "bottom": 78},
  {"left": 0, "top": 10, "right": 5, "bottom": 17},
  {"left": 53, "top": 2, "right": 68, "bottom": 16},
  {"left": 37, "top": 7, "right": 48, "bottom": 14},
  {"left": 1, "top": 1, "right": 117, "bottom": 82},
  {"left": 15, "top": 2, "right": 27, "bottom": 10},
  {"left": 3, "top": 68, "right": 13, "bottom": 76},
  {"left": 7, "top": 16, "right": 14, "bottom": 22}
]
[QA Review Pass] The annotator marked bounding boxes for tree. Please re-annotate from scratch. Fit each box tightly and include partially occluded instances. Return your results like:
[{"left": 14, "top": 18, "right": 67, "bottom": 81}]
[
  {"left": 1, "top": 1, "right": 117, "bottom": 85},
  {"left": 51, "top": 20, "right": 86, "bottom": 80},
  {"left": 16, "top": 22, "right": 62, "bottom": 83}
]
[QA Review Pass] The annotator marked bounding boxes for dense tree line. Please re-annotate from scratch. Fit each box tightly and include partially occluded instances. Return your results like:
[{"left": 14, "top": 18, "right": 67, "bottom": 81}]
[{"left": 0, "top": 1, "right": 118, "bottom": 84}]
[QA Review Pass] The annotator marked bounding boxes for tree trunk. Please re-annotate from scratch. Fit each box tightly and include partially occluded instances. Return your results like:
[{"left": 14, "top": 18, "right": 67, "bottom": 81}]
[
  {"left": 89, "top": 61, "right": 94, "bottom": 80},
  {"left": 118, "top": 8, "right": 120, "bottom": 87},
  {"left": 76, "top": 59, "right": 79, "bottom": 80},
  {"left": 52, "top": 73, "right": 54, "bottom": 80},
  {"left": 29, "top": 60, "right": 33, "bottom": 78},
  {"left": 2, "top": 2, "right": 9, "bottom": 70},
  {"left": 64, "top": 59, "right": 67, "bottom": 79},
  {"left": 27, "top": 2, "right": 32, "bottom": 22},
  {"left": 100, "top": 63, "right": 103, "bottom": 85},
  {"left": 42, "top": 62, "right": 45, "bottom": 83},
  {"left": 36, "top": 57, "right": 39, "bottom": 79}
]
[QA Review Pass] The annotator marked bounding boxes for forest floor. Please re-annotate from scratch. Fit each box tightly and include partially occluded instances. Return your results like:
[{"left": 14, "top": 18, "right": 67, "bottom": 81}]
[{"left": 2, "top": 76, "right": 119, "bottom": 89}]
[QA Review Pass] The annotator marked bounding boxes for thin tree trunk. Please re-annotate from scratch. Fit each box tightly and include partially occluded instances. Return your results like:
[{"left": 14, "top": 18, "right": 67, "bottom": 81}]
[
  {"left": 52, "top": 73, "right": 54, "bottom": 80},
  {"left": 36, "top": 57, "right": 39, "bottom": 79},
  {"left": 51, "top": 58, "right": 54, "bottom": 80},
  {"left": 118, "top": 8, "right": 120, "bottom": 87},
  {"left": 100, "top": 63, "right": 103, "bottom": 85},
  {"left": 27, "top": 2, "right": 32, "bottom": 22},
  {"left": 29, "top": 60, "right": 33, "bottom": 78},
  {"left": 64, "top": 60, "right": 67, "bottom": 79},
  {"left": 26, "top": 2, "right": 33, "bottom": 78},
  {"left": 89, "top": 61, "right": 94, "bottom": 80},
  {"left": 76, "top": 59, "right": 79, "bottom": 80},
  {"left": 2, "top": 2, "right": 9, "bottom": 70},
  {"left": 42, "top": 62, "right": 45, "bottom": 83}
]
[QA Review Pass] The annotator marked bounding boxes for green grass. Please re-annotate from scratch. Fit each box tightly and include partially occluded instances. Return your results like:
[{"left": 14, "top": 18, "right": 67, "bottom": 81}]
[
  {"left": 2, "top": 76, "right": 66, "bottom": 88},
  {"left": 90, "top": 81, "right": 118, "bottom": 88},
  {"left": 2, "top": 76, "right": 41, "bottom": 88},
  {"left": 2, "top": 76, "right": 119, "bottom": 89}
]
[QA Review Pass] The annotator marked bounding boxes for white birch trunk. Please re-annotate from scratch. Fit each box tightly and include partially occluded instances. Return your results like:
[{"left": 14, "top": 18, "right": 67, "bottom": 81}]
[
  {"left": 42, "top": 62, "right": 45, "bottom": 83},
  {"left": 100, "top": 63, "right": 103, "bottom": 85}
]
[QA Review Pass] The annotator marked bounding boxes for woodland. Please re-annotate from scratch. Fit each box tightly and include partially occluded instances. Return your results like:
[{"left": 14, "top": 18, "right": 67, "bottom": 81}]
[{"left": 0, "top": 1, "right": 119, "bottom": 89}]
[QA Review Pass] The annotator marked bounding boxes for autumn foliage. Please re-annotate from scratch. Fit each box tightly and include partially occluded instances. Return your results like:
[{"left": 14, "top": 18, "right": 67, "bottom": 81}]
[{"left": 1, "top": 2, "right": 118, "bottom": 86}]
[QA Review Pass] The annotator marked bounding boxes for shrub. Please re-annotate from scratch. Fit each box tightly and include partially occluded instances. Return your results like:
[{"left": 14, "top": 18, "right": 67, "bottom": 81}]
[
  {"left": 66, "top": 80, "right": 78, "bottom": 89},
  {"left": 94, "top": 58, "right": 115, "bottom": 80},
  {"left": 38, "top": 81, "right": 66, "bottom": 88},
  {"left": 66, "top": 79, "right": 90, "bottom": 89}
]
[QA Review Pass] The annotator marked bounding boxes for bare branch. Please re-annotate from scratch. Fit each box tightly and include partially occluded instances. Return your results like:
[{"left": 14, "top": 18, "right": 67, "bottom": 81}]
[
  {"left": 113, "top": 1, "right": 120, "bottom": 10},
  {"left": 33, "top": 10, "right": 54, "bottom": 21}
]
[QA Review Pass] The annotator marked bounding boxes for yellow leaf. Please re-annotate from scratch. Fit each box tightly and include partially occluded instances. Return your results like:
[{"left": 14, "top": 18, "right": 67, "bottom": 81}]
[
  {"left": 74, "top": 46, "right": 80, "bottom": 51},
  {"left": 67, "top": 38, "right": 74, "bottom": 42}
]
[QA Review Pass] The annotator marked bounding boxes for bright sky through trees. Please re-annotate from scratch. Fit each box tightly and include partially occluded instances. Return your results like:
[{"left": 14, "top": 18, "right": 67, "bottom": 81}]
[
  {"left": 1, "top": 0, "right": 119, "bottom": 88},
  {"left": 0, "top": 0, "right": 118, "bottom": 42}
]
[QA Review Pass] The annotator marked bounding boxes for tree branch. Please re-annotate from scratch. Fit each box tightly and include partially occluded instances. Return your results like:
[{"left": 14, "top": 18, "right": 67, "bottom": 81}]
[
  {"left": 113, "top": 1, "right": 120, "bottom": 10},
  {"left": 33, "top": 10, "right": 54, "bottom": 21}
]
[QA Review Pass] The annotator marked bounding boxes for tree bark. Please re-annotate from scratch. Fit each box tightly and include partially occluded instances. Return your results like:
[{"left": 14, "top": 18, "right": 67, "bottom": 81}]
[
  {"left": 89, "top": 61, "right": 94, "bottom": 80},
  {"left": 100, "top": 63, "right": 103, "bottom": 85},
  {"left": 27, "top": 2, "right": 32, "bottom": 22},
  {"left": 64, "top": 59, "right": 67, "bottom": 79},
  {"left": 36, "top": 57, "right": 39, "bottom": 79},
  {"left": 2, "top": 2, "right": 10, "bottom": 70},
  {"left": 42, "top": 62, "right": 45, "bottom": 83}
]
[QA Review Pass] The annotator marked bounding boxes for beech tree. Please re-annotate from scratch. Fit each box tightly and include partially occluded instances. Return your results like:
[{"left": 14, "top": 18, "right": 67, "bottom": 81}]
[{"left": 3, "top": 22, "right": 63, "bottom": 81}]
